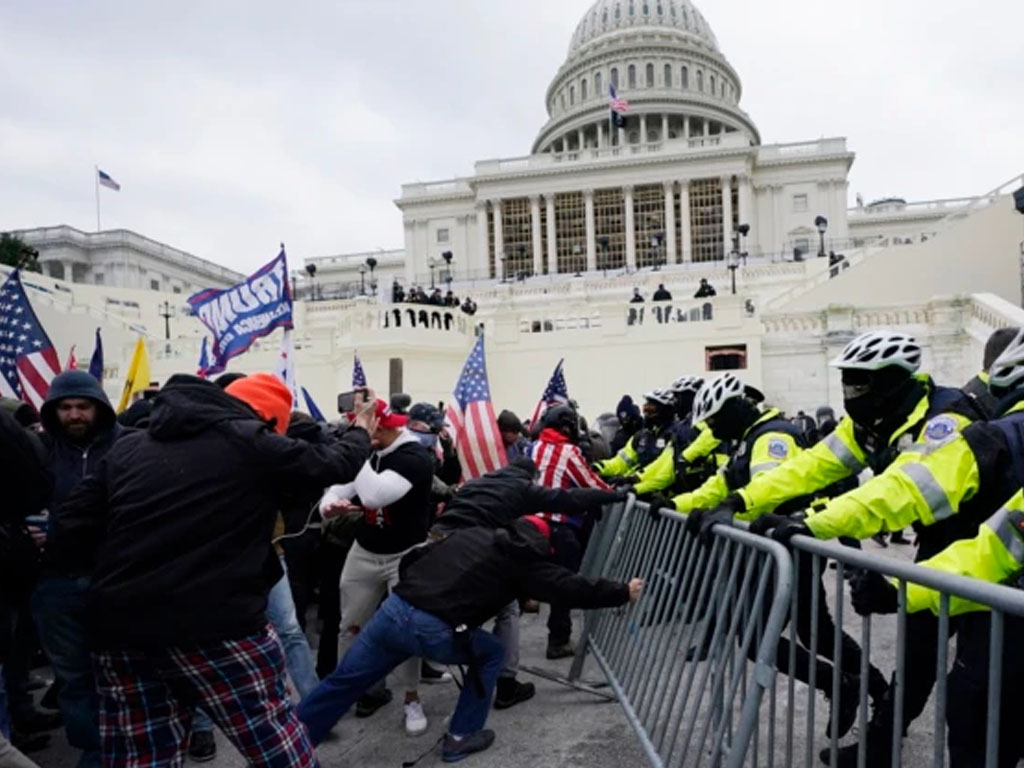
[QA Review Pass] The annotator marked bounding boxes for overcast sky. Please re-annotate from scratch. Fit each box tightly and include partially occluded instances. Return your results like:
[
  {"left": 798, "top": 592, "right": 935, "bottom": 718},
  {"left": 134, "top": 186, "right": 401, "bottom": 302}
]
[{"left": 2, "top": 0, "right": 1022, "bottom": 273}]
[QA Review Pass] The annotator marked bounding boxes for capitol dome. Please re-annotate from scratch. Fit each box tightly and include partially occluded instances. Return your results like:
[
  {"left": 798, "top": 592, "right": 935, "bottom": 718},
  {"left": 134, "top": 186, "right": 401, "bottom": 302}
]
[{"left": 533, "top": 0, "right": 759, "bottom": 154}]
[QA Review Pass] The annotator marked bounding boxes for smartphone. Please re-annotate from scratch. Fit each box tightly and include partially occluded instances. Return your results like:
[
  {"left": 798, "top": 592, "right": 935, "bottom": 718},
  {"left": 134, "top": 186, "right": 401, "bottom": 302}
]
[{"left": 337, "top": 388, "right": 369, "bottom": 413}]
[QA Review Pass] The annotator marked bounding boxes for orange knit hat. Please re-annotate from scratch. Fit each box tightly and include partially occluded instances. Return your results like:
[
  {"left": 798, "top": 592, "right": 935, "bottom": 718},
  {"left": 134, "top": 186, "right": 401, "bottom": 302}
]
[{"left": 226, "top": 373, "right": 292, "bottom": 435}]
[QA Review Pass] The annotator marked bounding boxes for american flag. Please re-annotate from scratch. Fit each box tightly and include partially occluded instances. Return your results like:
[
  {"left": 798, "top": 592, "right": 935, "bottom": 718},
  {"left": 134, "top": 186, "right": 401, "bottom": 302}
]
[
  {"left": 0, "top": 271, "right": 62, "bottom": 410},
  {"left": 529, "top": 358, "right": 569, "bottom": 427},
  {"left": 97, "top": 168, "right": 121, "bottom": 191},
  {"left": 352, "top": 352, "right": 367, "bottom": 388},
  {"left": 65, "top": 345, "right": 78, "bottom": 371},
  {"left": 609, "top": 84, "right": 629, "bottom": 114},
  {"left": 446, "top": 335, "right": 507, "bottom": 480}
]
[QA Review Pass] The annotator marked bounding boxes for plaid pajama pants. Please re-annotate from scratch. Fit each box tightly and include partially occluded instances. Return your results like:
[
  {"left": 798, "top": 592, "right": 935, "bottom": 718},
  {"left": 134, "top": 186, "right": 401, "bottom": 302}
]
[{"left": 92, "top": 625, "right": 318, "bottom": 768}]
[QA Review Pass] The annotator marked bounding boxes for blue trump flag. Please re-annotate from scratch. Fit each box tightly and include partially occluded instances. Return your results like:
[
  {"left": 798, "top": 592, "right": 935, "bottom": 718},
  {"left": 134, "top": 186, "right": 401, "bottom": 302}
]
[
  {"left": 301, "top": 386, "right": 326, "bottom": 422},
  {"left": 188, "top": 249, "right": 293, "bottom": 371}
]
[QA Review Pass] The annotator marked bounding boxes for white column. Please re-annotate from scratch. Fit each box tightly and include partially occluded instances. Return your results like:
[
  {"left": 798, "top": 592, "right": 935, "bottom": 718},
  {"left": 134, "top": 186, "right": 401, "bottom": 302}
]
[
  {"left": 62, "top": 260, "right": 75, "bottom": 284},
  {"left": 739, "top": 175, "right": 753, "bottom": 230},
  {"left": 661, "top": 114, "right": 669, "bottom": 142},
  {"left": 771, "top": 185, "right": 782, "bottom": 257},
  {"left": 577, "top": 128, "right": 585, "bottom": 150},
  {"left": 475, "top": 202, "right": 489, "bottom": 278},
  {"left": 640, "top": 114, "right": 647, "bottom": 144},
  {"left": 624, "top": 185, "right": 637, "bottom": 271},
  {"left": 703, "top": 119, "right": 710, "bottom": 137},
  {"left": 459, "top": 214, "right": 471, "bottom": 279},
  {"left": 683, "top": 116, "right": 690, "bottom": 140},
  {"left": 492, "top": 199, "right": 504, "bottom": 277},
  {"left": 618, "top": 125, "right": 625, "bottom": 147},
  {"left": 530, "top": 195, "right": 543, "bottom": 276},
  {"left": 584, "top": 189, "right": 596, "bottom": 272},
  {"left": 663, "top": 182, "right": 677, "bottom": 263},
  {"left": 679, "top": 181, "right": 692, "bottom": 262},
  {"left": 545, "top": 194, "right": 557, "bottom": 275},
  {"left": 598, "top": 123, "right": 606, "bottom": 148},
  {"left": 721, "top": 176, "right": 733, "bottom": 258}
]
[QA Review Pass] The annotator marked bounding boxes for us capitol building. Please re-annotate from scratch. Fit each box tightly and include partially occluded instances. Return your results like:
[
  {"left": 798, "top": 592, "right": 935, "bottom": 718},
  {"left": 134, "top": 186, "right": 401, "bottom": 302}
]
[{"left": 10, "top": 0, "right": 1024, "bottom": 418}]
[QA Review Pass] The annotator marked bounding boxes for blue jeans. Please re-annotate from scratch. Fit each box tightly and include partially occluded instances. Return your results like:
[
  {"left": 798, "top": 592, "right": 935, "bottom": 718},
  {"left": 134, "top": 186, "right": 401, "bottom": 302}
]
[
  {"left": 298, "top": 594, "right": 503, "bottom": 744},
  {"left": 265, "top": 559, "right": 319, "bottom": 700},
  {"left": 32, "top": 576, "right": 102, "bottom": 768}
]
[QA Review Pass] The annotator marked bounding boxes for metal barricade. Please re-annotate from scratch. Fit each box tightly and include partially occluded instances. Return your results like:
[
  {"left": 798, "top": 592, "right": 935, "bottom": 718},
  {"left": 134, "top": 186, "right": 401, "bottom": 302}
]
[
  {"left": 783, "top": 534, "right": 1024, "bottom": 768},
  {"left": 569, "top": 502, "right": 1024, "bottom": 768},
  {"left": 569, "top": 498, "right": 794, "bottom": 768}
]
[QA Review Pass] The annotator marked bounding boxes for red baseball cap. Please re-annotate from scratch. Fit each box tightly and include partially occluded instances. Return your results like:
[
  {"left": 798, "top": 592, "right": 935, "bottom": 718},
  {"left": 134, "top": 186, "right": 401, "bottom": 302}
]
[
  {"left": 375, "top": 398, "right": 409, "bottom": 429},
  {"left": 521, "top": 515, "right": 551, "bottom": 540}
]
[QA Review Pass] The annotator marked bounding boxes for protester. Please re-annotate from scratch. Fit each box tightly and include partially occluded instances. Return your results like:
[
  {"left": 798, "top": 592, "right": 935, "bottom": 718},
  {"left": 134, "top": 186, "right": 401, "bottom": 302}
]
[
  {"left": 298, "top": 514, "right": 642, "bottom": 761},
  {"left": 318, "top": 398, "right": 436, "bottom": 736},
  {"left": 693, "top": 278, "right": 717, "bottom": 298},
  {"left": 630, "top": 287, "right": 644, "bottom": 303},
  {"left": 497, "top": 410, "right": 530, "bottom": 461},
  {"left": 32, "top": 370, "right": 124, "bottom": 768},
  {"left": 47, "top": 373, "right": 376, "bottom": 768},
  {"left": 652, "top": 283, "right": 672, "bottom": 301}
]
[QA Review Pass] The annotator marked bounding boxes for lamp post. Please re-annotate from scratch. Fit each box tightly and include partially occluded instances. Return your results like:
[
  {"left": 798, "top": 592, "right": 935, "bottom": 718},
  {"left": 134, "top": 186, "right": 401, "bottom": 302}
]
[
  {"left": 650, "top": 231, "right": 665, "bottom": 271},
  {"left": 727, "top": 249, "right": 739, "bottom": 295},
  {"left": 358, "top": 263, "right": 367, "bottom": 296},
  {"left": 572, "top": 243, "right": 583, "bottom": 277},
  {"left": 158, "top": 301, "right": 173, "bottom": 340},
  {"left": 441, "top": 250, "right": 453, "bottom": 289},
  {"left": 429, "top": 257, "right": 438, "bottom": 289},
  {"left": 599, "top": 237, "right": 609, "bottom": 278},
  {"left": 737, "top": 223, "right": 750, "bottom": 266},
  {"left": 815, "top": 215, "right": 828, "bottom": 259},
  {"left": 304, "top": 263, "right": 317, "bottom": 301},
  {"left": 366, "top": 256, "right": 377, "bottom": 282},
  {"left": 499, "top": 253, "right": 509, "bottom": 284}
]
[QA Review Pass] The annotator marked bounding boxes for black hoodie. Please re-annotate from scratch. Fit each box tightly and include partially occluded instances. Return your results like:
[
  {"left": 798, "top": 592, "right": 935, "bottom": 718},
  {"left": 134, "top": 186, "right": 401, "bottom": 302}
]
[
  {"left": 48, "top": 374, "right": 372, "bottom": 650},
  {"left": 394, "top": 520, "right": 629, "bottom": 629}
]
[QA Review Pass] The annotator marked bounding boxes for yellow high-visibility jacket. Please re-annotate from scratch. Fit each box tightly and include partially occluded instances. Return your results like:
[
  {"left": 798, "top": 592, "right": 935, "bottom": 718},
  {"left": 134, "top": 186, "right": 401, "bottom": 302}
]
[
  {"left": 632, "top": 422, "right": 721, "bottom": 495},
  {"left": 738, "top": 375, "right": 978, "bottom": 524},
  {"left": 671, "top": 410, "right": 802, "bottom": 516}
]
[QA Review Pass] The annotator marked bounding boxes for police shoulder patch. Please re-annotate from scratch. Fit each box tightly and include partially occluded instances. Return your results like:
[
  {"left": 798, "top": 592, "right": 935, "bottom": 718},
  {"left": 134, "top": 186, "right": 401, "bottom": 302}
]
[
  {"left": 924, "top": 415, "right": 957, "bottom": 443},
  {"left": 767, "top": 438, "right": 790, "bottom": 459}
]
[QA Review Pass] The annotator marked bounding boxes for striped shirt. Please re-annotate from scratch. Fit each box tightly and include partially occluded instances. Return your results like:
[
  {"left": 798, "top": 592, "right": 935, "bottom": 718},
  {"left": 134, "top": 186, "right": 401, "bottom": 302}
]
[{"left": 530, "top": 428, "right": 611, "bottom": 525}]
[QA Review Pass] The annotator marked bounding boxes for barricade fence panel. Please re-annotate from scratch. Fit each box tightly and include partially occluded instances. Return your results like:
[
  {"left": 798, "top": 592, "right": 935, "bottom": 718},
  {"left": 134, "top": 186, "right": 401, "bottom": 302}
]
[{"left": 569, "top": 500, "right": 1024, "bottom": 768}]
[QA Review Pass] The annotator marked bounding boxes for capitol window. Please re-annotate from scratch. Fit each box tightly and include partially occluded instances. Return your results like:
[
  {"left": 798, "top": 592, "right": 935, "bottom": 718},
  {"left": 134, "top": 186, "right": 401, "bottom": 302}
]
[
  {"left": 570, "top": 85, "right": 575, "bottom": 105},
  {"left": 595, "top": 71, "right": 603, "bottom": 95},
  {"left": 642, "top": 3, "right": 649, "bottom": 15},
  {"left": 581, "top": 78, "right": 588, "bottom": 100},
  {"left": 709, "top": 74, "right": 716, "bottom": 95},
  {"left": 681, "top": 66, "right": 688, "bottom": 89},
  {"left": 697, "top": 70, "right": 703, "bottom": 92},
  {"left": 646, "top": 63, "right": 654, "bottom": 87},
  {"left": 664, "top": 64, "right": 672, "bottom": 87},
  {"left": 793, "top": 194, "right": 808, "bottom": 212},
  {"left": 610, "top": 67, "right": 618, "bottom": 88},
  {"left": 628, "top": 64, "right": 636, "bottom": 88},
  {"left": 436, "top": 228, "right": 450, "bottom": 243}
]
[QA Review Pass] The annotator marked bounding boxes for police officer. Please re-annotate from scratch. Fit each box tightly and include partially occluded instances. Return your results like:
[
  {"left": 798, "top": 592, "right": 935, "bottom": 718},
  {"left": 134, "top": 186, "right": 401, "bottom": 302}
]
[
  {"left": 595, "top": 389, "right": 677, "bottom": 482},
  {"left": 632, "top": 376, "right": 724, "bottom": 497},
  {"left": 736, "top": 330, "right": 986, "bottom": 767}
]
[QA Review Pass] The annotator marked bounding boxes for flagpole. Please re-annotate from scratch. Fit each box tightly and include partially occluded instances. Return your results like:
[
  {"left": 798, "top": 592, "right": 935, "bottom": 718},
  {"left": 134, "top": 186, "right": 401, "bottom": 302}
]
[{"left": 94, "top": 165, "right": 101, "bottom": 231}]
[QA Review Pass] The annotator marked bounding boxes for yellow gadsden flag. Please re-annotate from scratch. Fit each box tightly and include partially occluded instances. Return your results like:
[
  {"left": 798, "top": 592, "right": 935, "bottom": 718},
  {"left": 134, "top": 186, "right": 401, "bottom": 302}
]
[{"left": 117, "top": 337, "right": 151, "bottom": 413}]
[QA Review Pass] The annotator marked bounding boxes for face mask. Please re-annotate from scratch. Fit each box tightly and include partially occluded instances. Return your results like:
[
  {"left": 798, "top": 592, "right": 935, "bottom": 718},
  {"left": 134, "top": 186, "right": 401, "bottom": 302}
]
[
  {"left": 708, "top": 398, "right": 754, "bottom": 442},
  {"left": 409, "top": 430, "right": 438, "bottom": 449}
]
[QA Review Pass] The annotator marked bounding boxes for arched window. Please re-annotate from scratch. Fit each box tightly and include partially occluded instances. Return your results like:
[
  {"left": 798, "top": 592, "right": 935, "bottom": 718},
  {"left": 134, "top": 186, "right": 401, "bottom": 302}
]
[
  {"left": 681, "top": 66, "right": 688, "bottom": 89},
  {"left": 697, "top": 70, "right": 703, "bottom": 92},
  {"left": 642, "top": 3, "right": 649, "bottom": 15},
  {"left": 569, "top": 85, "right": 575, "bottom": 105},
  {"left": 581, "top": 78, "right": 588, "bottom": 101},
  {"left": 595, "top": 71, "right": 603, "bottom": 96},
  {"left": 709, "top": 75, "right": 715, "bottom": 95},
  {"left": 560, "top": 92, "right": 566, "bottom": 109},
  {"left": 721, "top": 81, "right": 726, "bottom": 98},
  {"left": 610, "top": 67, "right": 619, "bottom": 88},
  {"left": 646, "top": 63, "right": 654, "bottom": 87},
  {"left": 615, "top": 5, "right": 621, "bottom": 20},
  {"left": 664, "top": 64, "right": 672, "bottom": 87},
  {"left": 628, "top": 64, "right": 636, "bottom": 88}
]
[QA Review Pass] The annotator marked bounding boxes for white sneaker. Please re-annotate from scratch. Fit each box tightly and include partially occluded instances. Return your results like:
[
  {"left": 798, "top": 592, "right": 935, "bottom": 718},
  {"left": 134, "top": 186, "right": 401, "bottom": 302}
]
[{"left": 404, "top": 700, "right": 428, "bottom": 736}]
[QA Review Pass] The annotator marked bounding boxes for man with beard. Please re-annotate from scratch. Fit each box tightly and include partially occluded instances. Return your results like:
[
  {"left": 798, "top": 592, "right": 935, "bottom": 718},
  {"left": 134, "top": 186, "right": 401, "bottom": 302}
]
[{"left": 31, "top": 371, "right": 124, "bottom": 768}]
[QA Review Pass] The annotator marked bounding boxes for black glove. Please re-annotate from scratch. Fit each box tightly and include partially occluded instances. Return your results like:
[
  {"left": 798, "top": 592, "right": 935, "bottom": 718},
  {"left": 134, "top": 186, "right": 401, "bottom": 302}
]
[
  {"left": 646, "top": 494, "right": 673, "bottom": 523},
  {"left": 768, "top": 519, "right": 811, "bottom": 547},
  {"left": 610, "top": 475, "right": 638, "bottom": 489},
  {"left": 748, "top": 513, "right": 790, "bottom": 537},
  {"left": 850, "top": 570, "right": 899, "bottom": 616},
  {"left": 685, "top": 506, "right": 734, "bottom": 543}
]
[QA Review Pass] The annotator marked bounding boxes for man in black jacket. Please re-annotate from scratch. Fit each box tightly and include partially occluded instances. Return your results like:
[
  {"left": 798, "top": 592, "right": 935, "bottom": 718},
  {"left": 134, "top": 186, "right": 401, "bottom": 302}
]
[
  {"left": 298, "top": 516, "right": 641, "bottom": 762},
  {"left": 31, "top": 369, "right": 123, "bottom": 768},
  {"left": 48, "top": 373, "right": 376, "bottom": 768},
  {"left": 434, "top": 458, "right": 623, "bottom": 708}
]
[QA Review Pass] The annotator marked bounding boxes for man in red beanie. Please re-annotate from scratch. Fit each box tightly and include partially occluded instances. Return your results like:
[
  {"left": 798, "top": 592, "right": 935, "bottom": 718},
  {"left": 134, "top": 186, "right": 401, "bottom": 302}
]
[
  {"left": 318, "top": 397, "right": 436, "bottom": 736},
  {"left": 48, "top": 373, "right": 377, "bottom": 768}
]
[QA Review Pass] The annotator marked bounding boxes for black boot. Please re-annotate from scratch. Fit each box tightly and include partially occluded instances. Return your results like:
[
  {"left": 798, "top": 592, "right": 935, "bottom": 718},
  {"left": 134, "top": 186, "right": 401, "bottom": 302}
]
[
  {"left": 822, "top": 715, "right": 894, "bottom": 767},
  {"left": 355, "top": 687, "right": 393, "bottom": 718},
  {"left": 494, "top": 678, "right": 535, "bottom": 710},
  {"left": 824, "top": 673, "right": 860, "bottom": 740}
]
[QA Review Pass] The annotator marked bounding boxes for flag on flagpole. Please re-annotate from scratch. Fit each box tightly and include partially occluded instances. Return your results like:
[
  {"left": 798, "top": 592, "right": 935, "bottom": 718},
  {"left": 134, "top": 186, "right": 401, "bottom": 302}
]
[
  {"left": 0, "top": 271, "right": 62, "bottom": 410},
  {"left": 197, "top": 337, "right": 211, "bottom": 378},
  {"left": 88, "top": 328, "right": 104, "bottom": 382},
  {"left": 65, "top": 345, "right": 78, "bottom": 371},
  {"left": 529, "top": 358, "right": 569, "bottom": 427},
  {"left": 117, "top": 337, "right": 151, "bottom": 413},
  {"left": 97, "top": 169, "right": 121, "bottom": 191},
  {"left": 609, "top": 84, "right": 629, "bottom": 128},
  {"left": 302, "top": 387, "right": 326, "bottom": 423},
  {"left": 352, "top": 352, "right": 367, "bottom": 388},
  {"left": 445, "top": 335, "right": 507, "bottom": 480},
  {"left": 273, "top": 329, "right": 299, "bottom": 409}
]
